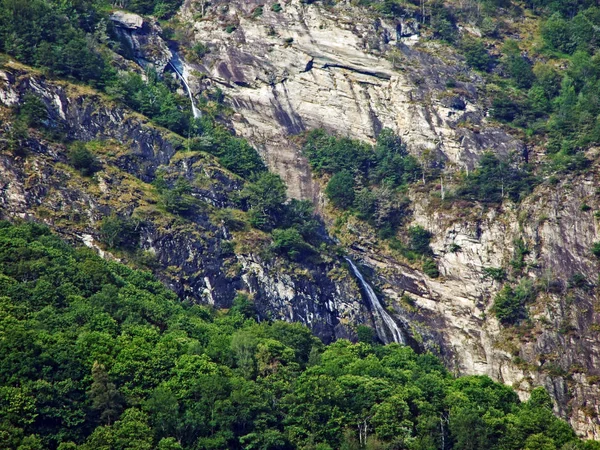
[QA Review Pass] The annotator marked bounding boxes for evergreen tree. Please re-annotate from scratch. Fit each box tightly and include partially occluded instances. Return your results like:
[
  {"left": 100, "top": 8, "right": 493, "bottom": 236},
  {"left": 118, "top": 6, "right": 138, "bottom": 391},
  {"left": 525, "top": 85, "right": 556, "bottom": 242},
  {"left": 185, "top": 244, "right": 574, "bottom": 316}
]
[{"left": 88, "top": 362, "right": 122, "bottom": 426}]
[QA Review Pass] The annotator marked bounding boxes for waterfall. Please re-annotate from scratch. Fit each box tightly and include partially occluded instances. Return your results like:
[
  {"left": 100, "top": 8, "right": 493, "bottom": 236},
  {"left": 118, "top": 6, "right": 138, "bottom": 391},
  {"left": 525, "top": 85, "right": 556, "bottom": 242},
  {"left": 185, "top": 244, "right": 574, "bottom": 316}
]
[
  {"left": 345, "top": 257, "right": 405, "bottom": 345},
  {"left": 168, "top": 51, "right": 201, "bottom": 119}
]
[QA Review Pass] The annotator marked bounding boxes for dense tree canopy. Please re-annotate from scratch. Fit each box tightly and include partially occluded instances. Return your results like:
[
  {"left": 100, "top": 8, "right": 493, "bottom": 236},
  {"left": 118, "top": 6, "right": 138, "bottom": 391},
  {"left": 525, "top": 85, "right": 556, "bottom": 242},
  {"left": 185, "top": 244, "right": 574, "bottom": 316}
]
[{"left": 0, "top": 222, "right": 595, "bottom": 450}]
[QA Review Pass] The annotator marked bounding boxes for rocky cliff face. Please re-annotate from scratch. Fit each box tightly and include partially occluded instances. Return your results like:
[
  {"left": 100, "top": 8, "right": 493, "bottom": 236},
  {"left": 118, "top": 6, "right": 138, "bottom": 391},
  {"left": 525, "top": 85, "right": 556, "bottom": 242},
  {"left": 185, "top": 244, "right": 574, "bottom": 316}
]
[
  {"left": 342, "top": 176, "right": 600, "bottom": 438},
  {"left": 181, "top": 0, "right": 523, "bottom": 200},
  {"left": 0, "top": 64, "right": 373, "bottom": 344},
  {"left": 174, "top": 0, "right": 600, "bottom": 437}
]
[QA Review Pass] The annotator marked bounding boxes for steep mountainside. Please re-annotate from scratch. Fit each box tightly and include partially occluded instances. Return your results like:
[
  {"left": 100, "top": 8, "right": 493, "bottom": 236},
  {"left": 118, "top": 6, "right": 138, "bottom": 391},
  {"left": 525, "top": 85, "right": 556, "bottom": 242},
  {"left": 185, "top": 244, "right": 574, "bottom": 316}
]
[
  {"left": 171, "top": 0, "right": 600, "bottom": 438},
  {"left": 0, "top": 65, "right": 373, "bottom": 343},
  {"left": 180, "top": 0, "right": 523, "bottom": 200},
  {"left": 2, "top": 0, "right": 600, "bottom": 441}
]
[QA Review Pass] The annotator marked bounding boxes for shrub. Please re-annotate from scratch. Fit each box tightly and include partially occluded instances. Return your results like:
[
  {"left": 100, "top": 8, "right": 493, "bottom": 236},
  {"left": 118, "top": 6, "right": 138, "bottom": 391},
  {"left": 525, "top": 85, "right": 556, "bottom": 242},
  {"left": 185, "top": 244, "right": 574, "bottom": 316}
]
[
  {"left": 354, "top": 188, "right": 377, "bottom": 220},
  {"left": 279, "top": 199, "right": 322, "bottom": 245},
  {"left": 252, "top": 6, "right": 263, "bottom": 17},
  {"left": 431, "top": 0, "right": 458, "bottom": 42},
  {"left": 502, "top": 40, "right": 535, "bottom": 89},
  {"left": 271, "top": 3, "right": 282, "bottom": 12},
  {"left": 568, "top": 272, "right": 589, "bottom": 289},
  {"left": 242, "top": 172, "right": 287, "bottom": 231},
  {"left": 356, "top": 325, "right": 375, "bottom": 344},
  {"left": 592, "top": 242, "right": 600, "bottom": 259},
  {"left": 483, "top": 267, "right": 507, "bottom": 281},
  {"left": 229, "top": 293, "right": 256, "bottom": 318},
  {"left": 373, "top": 128, "right": 421, "bottom": 186},
  {"left": 8, "top": 120, "right": 29, "bottom": 157},
  {"left": 162, "top": 178, "right": 196, "bottom": 216},
  {"left": 213, "top": 209, "right": 248, "bottom": 231},
  {"left": 192, "top": 42, "right": 209, "bottom": 60},
  {"left": 493, "top": 279, "right": 535, "bottom": 324},
  {"left": 194, "top": 121, "right": 266, "bottom": 178},
  {"left": 68, "top": 143, "right": 100, "bottom": 176},
  {"left": 271, "top": 228, "right": 315, "bottom": 260},
  {"left": 541, "top": 13, "right": 575, "bottom": 54},
  {"left": 99, "top": 215, "right": 141, "bottom": 250},
  {"left": 325, "top": 171, "right": 355, "bottom": 209},
  {"left": 491, "top": 95, "right": 521, "bottom": 122},
  {"left": 423, "top": 258, "right": 440, "bottom": 278},
  {"left": 456, "top": 153, "right": 537, "bottom": 203},
  {"left": 408, "top": 226, "right": 433, "bottom": 255},
  {"left": 462, "top": 38, "right": 492, "bottom": 71},
  {"left": 302, "top": 129, "right": 373, "bottom": 176},
  {"left": 18, "top": 93, "right": 48, "bottom": 128}
]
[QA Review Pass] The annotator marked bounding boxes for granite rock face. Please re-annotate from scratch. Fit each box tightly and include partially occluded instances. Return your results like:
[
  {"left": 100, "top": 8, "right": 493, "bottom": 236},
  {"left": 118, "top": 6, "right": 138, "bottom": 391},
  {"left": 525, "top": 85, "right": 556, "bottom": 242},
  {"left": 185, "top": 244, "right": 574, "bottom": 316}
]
[
  {"left": 110, "top": 11, "right": 172, "bottom": 71},
  {"left": 182, "top": 0, "right": 523, "bottom": 200},
  {"left": 334, "top": 172, "right": 600, "bottom": 438}
]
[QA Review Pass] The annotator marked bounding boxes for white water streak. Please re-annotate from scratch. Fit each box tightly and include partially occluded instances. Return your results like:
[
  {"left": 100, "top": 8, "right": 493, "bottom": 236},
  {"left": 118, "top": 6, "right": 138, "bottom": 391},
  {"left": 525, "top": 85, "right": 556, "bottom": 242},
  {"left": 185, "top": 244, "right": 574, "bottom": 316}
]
[
  {"left": 168, "top": 61, "right": 201, "bottom": 119},
  {"left": 345, "top": 258, "right": 405, "bottom": 345}
]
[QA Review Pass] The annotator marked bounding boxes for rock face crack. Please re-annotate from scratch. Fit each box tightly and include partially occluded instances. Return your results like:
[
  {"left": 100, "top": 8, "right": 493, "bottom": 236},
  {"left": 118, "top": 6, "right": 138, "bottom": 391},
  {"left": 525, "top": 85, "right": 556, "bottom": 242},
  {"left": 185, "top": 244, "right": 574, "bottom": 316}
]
[
  {"left": 302, "top": 58, "right": 314, "bottom": 73},
  {"left": 322, "top": 63, "right": 392, "bottom": 80}
]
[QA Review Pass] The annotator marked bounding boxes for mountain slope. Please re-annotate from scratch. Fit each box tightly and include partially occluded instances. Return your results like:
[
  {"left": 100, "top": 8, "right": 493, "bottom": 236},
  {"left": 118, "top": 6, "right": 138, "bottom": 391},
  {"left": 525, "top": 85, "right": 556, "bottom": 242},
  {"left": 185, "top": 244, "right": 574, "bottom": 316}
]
[
  {"left": 2, "top": 0, "right": 600, "bottom": 440},
  {"left": 0, "top": 220, "right": 593, "bottom": 450},
  {"left": 171, "top": 0, "right": 600, "bottom": 437}
]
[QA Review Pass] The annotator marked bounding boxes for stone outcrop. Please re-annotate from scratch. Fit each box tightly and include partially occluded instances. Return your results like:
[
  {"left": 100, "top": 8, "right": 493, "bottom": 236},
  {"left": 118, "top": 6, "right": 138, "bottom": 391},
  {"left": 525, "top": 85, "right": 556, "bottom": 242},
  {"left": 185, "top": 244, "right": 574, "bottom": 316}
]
[
  {"left": 110, "top": 11, "right": 172, "bottom": 71},
  {"left": 181, "top": 0, "right": 523, "bottom": 199}
]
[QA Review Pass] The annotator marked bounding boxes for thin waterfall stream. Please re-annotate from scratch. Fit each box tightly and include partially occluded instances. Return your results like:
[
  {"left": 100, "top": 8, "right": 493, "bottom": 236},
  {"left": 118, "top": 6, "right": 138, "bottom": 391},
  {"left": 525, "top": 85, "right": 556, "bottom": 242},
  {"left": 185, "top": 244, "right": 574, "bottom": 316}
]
[
  {"left": 345, "top": 258, "right": 405, "bottom": 345},
  {"left": 168, "top": 51, "right": 201, "bottom": 119}
]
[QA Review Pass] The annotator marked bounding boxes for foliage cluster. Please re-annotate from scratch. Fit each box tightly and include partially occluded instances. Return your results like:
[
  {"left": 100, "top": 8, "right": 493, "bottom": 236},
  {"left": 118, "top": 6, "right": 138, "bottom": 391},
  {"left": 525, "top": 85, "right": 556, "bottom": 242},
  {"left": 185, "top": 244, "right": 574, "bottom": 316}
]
[
  {"left": 125, "top": 0, "right": 183, "bottom": 18},
  {"left": 303, "top": 128, "right": 420, "bottom": 237},
  {"left": 389, "top": 226, "right": 439, "bottom": 277},
  {"left": 0, "top": 0, "right": 194, "bottom": 138},
  {"left": 0, "top": 0, "right": 113, "bottom": 87},
  {"left": 456, "top": 153, "right": 537, "bottom": 203},
  {"left": 108, "top": 71, "right": 192, "bottom": 137},
  {"left": 351, "top": 0, "right": 599, "bottom": 177},
  {"left": 99, "top": 215, "right": 141, "bottom": 250},
  {"left": 8, "top": 93, "right": 49, "bottom": 155},
  {"left": 187, "top": 117, "right": 267, "bottom": 179},
  {"left": 241, "top": 173, "right": 323, "bottom": 260},
  {"left": 460, "top": 2, "right": 599, "bottom": 172},
  {"left": 493, "top": 278, "right": 536, "bottom": 324},
  {"left": 0, "top": 222, "right": 596, "bottom": 450},
  {"left": 68, "top": 142, "right": 101, "bottom": 176}
]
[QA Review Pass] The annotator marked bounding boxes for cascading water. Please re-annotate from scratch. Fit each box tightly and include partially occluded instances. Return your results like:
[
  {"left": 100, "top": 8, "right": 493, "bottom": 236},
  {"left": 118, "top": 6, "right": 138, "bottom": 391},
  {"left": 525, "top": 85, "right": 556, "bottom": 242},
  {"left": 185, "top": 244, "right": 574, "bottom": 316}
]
[
  {"left": 168, "top": 51, "right": 201, "bottom": 119},
  {"left": 345, "top": 257, "right": 405, "bottom": 345}
]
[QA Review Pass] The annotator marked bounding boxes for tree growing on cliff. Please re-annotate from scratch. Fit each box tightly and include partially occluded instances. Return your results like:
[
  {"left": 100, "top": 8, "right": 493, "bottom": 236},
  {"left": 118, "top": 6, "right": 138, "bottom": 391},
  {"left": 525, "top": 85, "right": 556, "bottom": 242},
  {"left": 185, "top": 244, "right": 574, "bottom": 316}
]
[
  {"left": 243, "top": 172, "right": 287, "bottom": 231},
  {"left": 325, "top": 171, "right": 355, "bottom": 209},
  {"left": 493, "top": 279, "right": 535, "bottom": 324},
  {"left": 69, "top": 142, "right": 101, "bottom": 176}
]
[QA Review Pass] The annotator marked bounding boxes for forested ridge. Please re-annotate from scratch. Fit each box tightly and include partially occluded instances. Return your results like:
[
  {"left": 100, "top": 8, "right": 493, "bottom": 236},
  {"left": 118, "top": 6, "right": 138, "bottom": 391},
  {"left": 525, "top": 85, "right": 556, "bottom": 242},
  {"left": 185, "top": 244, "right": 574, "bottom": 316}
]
[{"left": 0, "top": 222, "right": 597, "bottom": 450}]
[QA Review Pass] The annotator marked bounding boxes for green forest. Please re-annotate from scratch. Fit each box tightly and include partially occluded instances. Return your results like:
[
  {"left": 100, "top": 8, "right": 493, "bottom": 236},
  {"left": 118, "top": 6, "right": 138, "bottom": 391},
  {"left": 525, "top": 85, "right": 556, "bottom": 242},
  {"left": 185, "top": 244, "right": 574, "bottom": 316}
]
[{"left": 0, "top": 222, "right": 597, "bottom": 450}]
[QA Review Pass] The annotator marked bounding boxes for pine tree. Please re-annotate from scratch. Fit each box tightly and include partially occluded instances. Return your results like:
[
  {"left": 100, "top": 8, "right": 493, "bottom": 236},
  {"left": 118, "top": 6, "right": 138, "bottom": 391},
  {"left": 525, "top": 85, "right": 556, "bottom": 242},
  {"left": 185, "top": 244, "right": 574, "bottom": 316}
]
[{"left": 88, "top": 362, "right": 122, "bottom": 425}]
